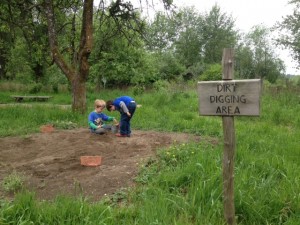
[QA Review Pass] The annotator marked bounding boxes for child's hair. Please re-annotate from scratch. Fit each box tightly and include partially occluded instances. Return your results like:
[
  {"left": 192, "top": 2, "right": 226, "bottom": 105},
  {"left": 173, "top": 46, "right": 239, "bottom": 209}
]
[
  {"left": 106, "top": 100, "right": 113, "bottom": 111},
  {"left": 94, "top": 99, "right": 106, "bottom": 108}
]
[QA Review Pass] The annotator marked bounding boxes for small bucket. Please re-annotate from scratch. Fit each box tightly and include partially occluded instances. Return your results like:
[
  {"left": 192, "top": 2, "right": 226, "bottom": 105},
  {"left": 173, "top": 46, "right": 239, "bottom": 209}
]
[
  {"left": 80, "top": 156, "right": 102, "bottom": 167},
  {"left": 111, "top": 125, "right": 118, "bottom": 134},
  {"left": 40, "top": 124, "right": 55, "bottom": 133}
]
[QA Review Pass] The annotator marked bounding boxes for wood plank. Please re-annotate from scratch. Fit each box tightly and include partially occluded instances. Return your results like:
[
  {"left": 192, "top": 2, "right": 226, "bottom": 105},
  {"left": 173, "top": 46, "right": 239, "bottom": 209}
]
[
  {"left": 221, "top": 48, "right": 236, "bottom": 225},
  {"left": 11, "top": 96, "right": 52, "bottom": 102},
  {"left": 197, "top": 79, "right": 261, "bottom": 116}
]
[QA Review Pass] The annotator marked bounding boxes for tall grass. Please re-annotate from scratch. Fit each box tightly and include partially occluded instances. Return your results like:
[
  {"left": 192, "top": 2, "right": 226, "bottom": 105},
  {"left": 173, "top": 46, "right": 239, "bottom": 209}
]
[{"left": 0, "top": 83, "right": 299, "bottom": 224}]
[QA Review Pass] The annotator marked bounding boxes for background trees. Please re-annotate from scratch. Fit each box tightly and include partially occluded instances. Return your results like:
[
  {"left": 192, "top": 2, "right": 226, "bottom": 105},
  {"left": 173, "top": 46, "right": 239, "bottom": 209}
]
[
  {"left": 236, "top": 25, "right": 285, "bottom": 83},
  {"left": 145, "top": 5, "right": 238, "bottom": 81},
  {"left": 276, "top": 0, "right": 300, "bottom": 71},
  {"left": 0, "top": 1, "right": 291, "bottom": 112},
  {"left": 0, "top": 0, "right": 49, "bottom": 83}
]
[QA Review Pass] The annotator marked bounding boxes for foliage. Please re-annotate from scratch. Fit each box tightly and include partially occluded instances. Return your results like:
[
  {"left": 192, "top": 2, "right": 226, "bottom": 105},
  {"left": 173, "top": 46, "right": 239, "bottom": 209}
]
[
  {"left": 5, "top": 37, "right": 34, "bottom": 83},
  {"left": 276, "top": 0, "right": 300, "bottom": 69},
  {"left": 173, "top": 7, "right": 204, "bottom": 67},
  {"left": 50, "top": 120, "right": 78, "bottom": 129},
  {"left": 144, "top": 11, "right": 177, "bottom": 52},
  {"left": 199, "top": 63, "right": 222, "bottom": 81},
  {"left": 89, "top": 41, "right": 159, "bottom": 88},
  {"left": 200, "top": 4, "right": 238, "bottom": 64},
  {"left": 28, "top": 83, "right": 43, "bottom": 94},
  {"left": 236, "top": 25, "right": 285, "bottom": 83},
  {"left": 152, "top": 79, "right": 170, "bottom": 92},
  {"left": 0, "top": 83, "right": 299, "bottom": 224},
  {"left": 145, "top": 5, "right": 238, "bottom": 79},
  {"left": 0, "top": 0, "right": 50, "bottom": 82},
  {"left": 0, "top": 1, "right": 289, "bottom": 100},
  {"left": 154, "top": 52, "right": 185, "bottom": 81},
  {"left": 44, "top": 65, "right": 69, "bottom": 93},
  {"left": 2, "top": 171, "right": 24, "bottom": 193}
]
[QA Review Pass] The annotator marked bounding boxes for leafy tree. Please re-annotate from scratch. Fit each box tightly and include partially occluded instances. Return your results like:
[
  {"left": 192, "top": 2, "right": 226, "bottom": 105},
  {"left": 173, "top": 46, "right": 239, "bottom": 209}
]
[
  {"left": 276, "top": 0, "right": 300, "bottom": 72},
  {"left": 155, "top": 51, "right": 185, "bottom": 81},
  {"left": 0, "top": 30, "right": 11, "bottom": 80},
  {"left": 173, "top": 7, "right": 204, "bottom": 68},
  {"left": 5, "top": 37, "right": 34, "bottom": 83},
  {"left": 43, "top": 0, "right": 173, "bottom": 113},
  {"left": 89, "top": 9, "right": 158, "bottom": 89},
  {"left": 199, "top": 63, "right": 222, "bottom": 81},
  {"left": 145, "top": 4, "right": 238, "bottom": 81},
  {"left": 43, "top": 0, "right": 93, "bottom": 113},
  {"left": 0, "top": 0, "right": 50, "bottom": 82},
  {"left": 200, "top": 4, "right": 238, "bottom": 64},
  {"left": 236, "top": 25, "right": 284, "bottom": 83},
  {"left": 235, "top": 44, "right": 255, "bottom": 78},
  {"left": 144, "top": 11, "right": 177, "bottom": 53},
  {"left": 146, "top": 7, "right": 205, "bottom": 69}
]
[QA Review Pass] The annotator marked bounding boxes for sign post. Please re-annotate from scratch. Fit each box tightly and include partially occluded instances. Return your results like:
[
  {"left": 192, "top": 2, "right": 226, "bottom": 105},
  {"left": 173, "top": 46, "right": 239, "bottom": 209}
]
[{"left": 197, "top": 49, "right": 261, "bottom": 225}]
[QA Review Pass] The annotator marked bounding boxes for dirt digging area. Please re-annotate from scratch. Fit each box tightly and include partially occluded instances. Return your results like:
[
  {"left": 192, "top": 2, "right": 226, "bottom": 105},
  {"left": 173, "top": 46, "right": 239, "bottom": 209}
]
[{"left": 0, "top": 128, "right": 203, "bottom": 202}]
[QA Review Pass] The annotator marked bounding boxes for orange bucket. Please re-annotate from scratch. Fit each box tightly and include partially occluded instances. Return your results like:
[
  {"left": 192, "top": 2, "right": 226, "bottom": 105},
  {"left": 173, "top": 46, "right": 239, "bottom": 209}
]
[
  {"left": 80, "top": 156, "right": 102, "bottom": 167},
  {"left": 40, "top": 124, "right": 55, "bottom": 133}
]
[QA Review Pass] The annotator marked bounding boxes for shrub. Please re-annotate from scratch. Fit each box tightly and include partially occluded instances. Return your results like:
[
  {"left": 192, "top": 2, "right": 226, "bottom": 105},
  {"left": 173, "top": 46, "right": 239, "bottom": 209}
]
[
  {"left": 2, "top": 171, "right": 24, "bottom": 193},
  {"left": 199, "top": 64, "right": 222, "bottom": 81},
  {"left": 29, "top": 83, "right": 43, "bottom": 94}
]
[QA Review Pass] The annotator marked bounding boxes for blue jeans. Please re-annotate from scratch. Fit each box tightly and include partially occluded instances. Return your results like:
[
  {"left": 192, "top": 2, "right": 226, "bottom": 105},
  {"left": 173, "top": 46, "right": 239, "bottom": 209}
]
[{"left": 120, "top": 102, "right": 136, "bottom": 136}]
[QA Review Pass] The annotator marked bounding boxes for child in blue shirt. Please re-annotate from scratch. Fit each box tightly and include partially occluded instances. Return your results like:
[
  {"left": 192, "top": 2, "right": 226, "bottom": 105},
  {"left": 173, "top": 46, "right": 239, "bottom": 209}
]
[
  {"left": 106, "top": 96, "right": 136, "bottom": 137},
  {"left": 88, "top": 99, "right": 118, "bottom": 134}
]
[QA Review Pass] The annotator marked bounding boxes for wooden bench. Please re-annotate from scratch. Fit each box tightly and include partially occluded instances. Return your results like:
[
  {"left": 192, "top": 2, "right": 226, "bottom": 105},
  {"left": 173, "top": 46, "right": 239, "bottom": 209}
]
[{"left": 11, "top": 95, "right": 52, "bottom": 102}]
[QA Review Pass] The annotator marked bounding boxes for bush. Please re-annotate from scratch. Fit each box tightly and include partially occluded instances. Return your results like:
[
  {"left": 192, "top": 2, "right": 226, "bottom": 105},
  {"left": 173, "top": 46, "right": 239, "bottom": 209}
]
[
  {"left": 199, "top": 64, "right": 222, "bottom": 81},
  {"left": 29, "top": 83, "right": 43, "bottom": 94},
  {"left": 2, "top": 171, "right": 24, "bottom": 193},
  {"left": 153, "top": 80, "right": 170, "bottom": 92}
]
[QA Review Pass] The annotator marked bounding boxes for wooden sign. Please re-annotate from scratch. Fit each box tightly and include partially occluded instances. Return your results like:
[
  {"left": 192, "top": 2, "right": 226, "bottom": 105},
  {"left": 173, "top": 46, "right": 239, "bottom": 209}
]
[
  {"left": 197, "top": 49, "right": 262, "bottom": 225},
  {"left": 198, "top": 79, "right": 261, "bottom": 116}
]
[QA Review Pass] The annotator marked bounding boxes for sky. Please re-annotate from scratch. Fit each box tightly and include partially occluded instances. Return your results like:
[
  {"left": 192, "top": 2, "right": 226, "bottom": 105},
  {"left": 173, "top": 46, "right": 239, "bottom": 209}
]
[{"left": 95, "top": 0, "right": 299, "bottom": 75}]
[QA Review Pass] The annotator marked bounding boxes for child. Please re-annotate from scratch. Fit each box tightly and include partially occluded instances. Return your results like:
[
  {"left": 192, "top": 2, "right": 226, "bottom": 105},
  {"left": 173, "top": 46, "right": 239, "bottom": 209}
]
[
  {"left": 106, "top": 96, "right": 136, "bottom": 137},
  {"left": 88, "top": 99, "right": 118, "bottom": 135}
]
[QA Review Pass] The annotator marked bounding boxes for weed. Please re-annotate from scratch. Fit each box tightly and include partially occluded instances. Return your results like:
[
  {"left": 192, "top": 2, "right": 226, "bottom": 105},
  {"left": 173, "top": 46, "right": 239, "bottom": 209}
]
[{"left": 2, "top": 171, "right": 24, "bottom": 193}]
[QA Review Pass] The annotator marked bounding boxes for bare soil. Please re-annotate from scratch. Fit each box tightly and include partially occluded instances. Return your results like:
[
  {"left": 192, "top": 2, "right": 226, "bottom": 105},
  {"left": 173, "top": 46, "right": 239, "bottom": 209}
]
[{"left": 0, "top": 128, "right": 202, "bottom": 202}]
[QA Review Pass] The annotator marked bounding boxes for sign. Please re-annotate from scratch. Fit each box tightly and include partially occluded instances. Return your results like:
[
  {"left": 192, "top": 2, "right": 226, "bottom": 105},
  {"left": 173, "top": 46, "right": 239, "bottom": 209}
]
[{"left": 198, "top": 79, "right": 261, "bottom": 116}]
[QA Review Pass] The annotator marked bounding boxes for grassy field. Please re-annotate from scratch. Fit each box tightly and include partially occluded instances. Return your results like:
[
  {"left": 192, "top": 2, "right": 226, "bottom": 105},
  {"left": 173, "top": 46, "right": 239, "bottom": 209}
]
[{"left": 0, "top": 82, "right": 299, "bottom": 224}]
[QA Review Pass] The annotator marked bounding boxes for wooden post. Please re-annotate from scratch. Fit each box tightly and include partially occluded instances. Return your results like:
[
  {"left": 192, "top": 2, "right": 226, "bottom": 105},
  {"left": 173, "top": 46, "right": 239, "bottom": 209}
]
[
  {"left": 198, "top": 48, "right": 261, "bottom": 225},
  {"left": 222, "top": 48, "right": 236, "bottom": 225}
]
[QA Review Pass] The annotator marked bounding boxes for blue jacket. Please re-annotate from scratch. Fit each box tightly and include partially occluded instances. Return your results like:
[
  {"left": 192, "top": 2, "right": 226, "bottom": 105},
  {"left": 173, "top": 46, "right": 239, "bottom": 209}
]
[
  {"left": 113, "top": 96, "right": 135, "bottom": 113},
  {"left": 88, "top": 111, "right": 114, "bottom": 130}
]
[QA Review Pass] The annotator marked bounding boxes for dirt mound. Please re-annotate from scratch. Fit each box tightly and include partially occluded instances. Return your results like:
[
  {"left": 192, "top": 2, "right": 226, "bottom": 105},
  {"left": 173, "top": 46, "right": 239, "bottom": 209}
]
[{"left": 0, "top": 128, "right": 201, "bottom": 201}]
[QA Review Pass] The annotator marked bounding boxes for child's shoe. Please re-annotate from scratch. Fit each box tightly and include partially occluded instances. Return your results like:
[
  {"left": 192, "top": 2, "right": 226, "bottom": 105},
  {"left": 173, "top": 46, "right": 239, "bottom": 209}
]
[{"left": 115, "top": 133, "right": 128, "bottom": 137}]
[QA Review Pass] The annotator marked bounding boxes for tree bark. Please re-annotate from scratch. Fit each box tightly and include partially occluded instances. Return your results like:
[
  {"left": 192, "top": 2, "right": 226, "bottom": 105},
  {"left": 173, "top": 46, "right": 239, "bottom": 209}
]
[
  {"left": 44, "top": 0, "right": 93, "bottom": 113},
  {"left": 71, "top": 74, "right": 87, "bottom": 113}
]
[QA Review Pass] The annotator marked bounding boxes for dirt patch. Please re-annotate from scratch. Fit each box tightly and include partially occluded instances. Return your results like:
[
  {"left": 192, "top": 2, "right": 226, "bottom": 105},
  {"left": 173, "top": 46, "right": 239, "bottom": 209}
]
[{"left": 0, "top": 128, "right": 202, "bottom": 202}]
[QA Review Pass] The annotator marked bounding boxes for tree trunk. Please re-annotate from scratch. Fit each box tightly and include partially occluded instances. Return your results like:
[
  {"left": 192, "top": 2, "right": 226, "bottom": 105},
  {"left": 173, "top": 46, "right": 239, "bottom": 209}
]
[
  {"left": 71, "top": 74, "right": 87, "bottom": 113},
  {"left": 44, "top": 0, "right": 93, "bottom": 114}
]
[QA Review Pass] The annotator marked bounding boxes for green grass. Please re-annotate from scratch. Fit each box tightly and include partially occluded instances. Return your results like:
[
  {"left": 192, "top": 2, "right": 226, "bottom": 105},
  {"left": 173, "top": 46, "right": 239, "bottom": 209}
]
[
  {"left": 0, "top": 83, "right": 299, "bottom": 224},
  {"left": 1, "top": 171, "right": 25, "bottom": 193}
]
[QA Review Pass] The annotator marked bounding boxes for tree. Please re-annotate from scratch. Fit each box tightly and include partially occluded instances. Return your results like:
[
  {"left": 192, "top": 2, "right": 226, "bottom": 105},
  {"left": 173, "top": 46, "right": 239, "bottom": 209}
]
[
  {"left": 144, "top": 4, "right": 239, "bottom": 80},
  {"left": 200, "top": 4, "right": 238, "bottom": 64},
  {"left": 0, "top": 0, "right": 49, "bottom": 82},
  {"left": 145, "top": 11, "right": 178, "bottom": 53},
  {"left": 89, "top": 7, "right": 158, "bottom": 89},
  {"left": 236, "top": 25, "right": 284, "bottom": 83},
  {"left": 43, "top": 0, "right": 92, "bottom": 113},
  {"left": 276, "top": 0, "right": 300, "bottom": 72},
  {"left": 43, "top": 0, "right": 173, "bottom": 113},
  {"left": 173, "top": 7, "right": 204, "bottom": 68}
]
